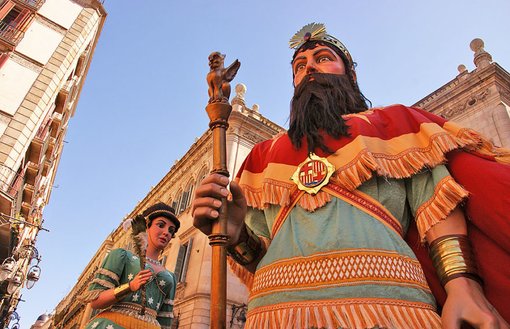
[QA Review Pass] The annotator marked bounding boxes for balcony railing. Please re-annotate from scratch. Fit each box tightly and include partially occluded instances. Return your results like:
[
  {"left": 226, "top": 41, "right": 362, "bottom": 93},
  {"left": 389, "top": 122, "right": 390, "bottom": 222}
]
[
  {"left": 0, "top": 165, "right": 24, "bottom": 198},
  {"left": 0, "top": 21, "right": 24, "bottom": 46},
  {"left": 12, "top": 0, "right": 46, "bottom": 10}
]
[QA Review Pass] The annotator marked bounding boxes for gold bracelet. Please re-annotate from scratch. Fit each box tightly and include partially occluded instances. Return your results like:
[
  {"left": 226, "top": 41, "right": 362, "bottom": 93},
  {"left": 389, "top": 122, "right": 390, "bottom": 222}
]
[
  {"left": 227, "top": 225, "right": 262, "bottom": 265},
  {"left": 113, "top": 282, "right": 132, "bottom": 300},
  {"left": 428, "top": 234, "right": 481, "bottom": 286}
]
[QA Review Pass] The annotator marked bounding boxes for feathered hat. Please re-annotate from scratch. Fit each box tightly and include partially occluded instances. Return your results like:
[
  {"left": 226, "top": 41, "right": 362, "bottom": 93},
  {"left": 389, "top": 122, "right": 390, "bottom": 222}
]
[{"left": 122, "top": 202, "right": 179, "bottom": 260}]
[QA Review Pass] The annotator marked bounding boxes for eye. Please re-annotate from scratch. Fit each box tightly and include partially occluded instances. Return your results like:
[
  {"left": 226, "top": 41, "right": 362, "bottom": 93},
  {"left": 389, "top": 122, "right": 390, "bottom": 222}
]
[
  {"left": 317, "top": 55, "right": 332, "bottom": 63},
  {"left": 157, "top": 222, "right": 165, "bottom": 228},
  {"left": 293, "top": 62, "right": 306, "bottom": 74},
  {"left": 168, "top": 227, "right": 176, "bottom": 235}
]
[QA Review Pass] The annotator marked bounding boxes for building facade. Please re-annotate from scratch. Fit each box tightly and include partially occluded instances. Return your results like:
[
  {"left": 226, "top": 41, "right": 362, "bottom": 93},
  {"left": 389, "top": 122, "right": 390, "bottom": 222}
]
[
  {"left": 52, "top": 84, "right": 283, "bottom": 329},
  {"left": 52, "top": 39, "right": 509, "bottom": 329},
  {"left": 0, "top": 0, "right": 106, "bottom": 326},
  {"left": 414, "top": 38, "right": 510, "bottom": 147}
]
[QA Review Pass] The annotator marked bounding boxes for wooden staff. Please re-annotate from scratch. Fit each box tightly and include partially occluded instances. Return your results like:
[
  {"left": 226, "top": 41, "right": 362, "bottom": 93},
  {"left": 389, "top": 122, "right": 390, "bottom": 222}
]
[{"left": 205, "top": 52, "right": 240, "bottom": 328}]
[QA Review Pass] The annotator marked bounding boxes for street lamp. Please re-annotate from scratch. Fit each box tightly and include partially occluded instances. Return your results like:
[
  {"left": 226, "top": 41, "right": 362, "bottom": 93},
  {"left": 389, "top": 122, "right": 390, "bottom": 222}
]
[
  {"left": 26, "top": 264, "right": 41, "bottom": 289},
  {"left": 9, "top": 311, "right": 20, "bottom": 329},
  {"left": 0, "top": 257, "right": 17, "bottom": 282},
  {"left": 6, "top": 270, "right": 23, "bottom": 295},
  {"left": 229, "top": 303, "right": 247, "bottom": 328}
]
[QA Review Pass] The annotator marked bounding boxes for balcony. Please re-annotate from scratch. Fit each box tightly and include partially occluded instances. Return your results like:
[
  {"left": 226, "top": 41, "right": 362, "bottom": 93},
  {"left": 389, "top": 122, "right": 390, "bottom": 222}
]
[
  {"left": 0, "top": 165, "right": 24, "bottom": 216},
  {"left": 12, "top": 0, "right": 46, "bottom": 11},
  {"left": 0, "top": 21, "right": 24, "bottom": 46},
  {"left": 0, "top": 165, "right": 23, "bottom": 199}
]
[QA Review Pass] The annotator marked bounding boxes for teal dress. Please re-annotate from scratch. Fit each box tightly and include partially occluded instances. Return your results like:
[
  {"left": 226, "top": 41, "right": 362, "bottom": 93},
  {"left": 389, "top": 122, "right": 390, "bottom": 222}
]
[
  {"left": 241, "top": 166, "right": 457, "bottom": 328},
  {"left": 81, "top": 248, "right": 176, "bottom": 329}
]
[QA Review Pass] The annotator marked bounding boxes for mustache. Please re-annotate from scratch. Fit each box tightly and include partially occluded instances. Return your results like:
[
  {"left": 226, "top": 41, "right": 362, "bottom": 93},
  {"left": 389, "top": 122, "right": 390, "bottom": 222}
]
[{"left": 288, "top": 73, "right": 368, "bottom": 154}]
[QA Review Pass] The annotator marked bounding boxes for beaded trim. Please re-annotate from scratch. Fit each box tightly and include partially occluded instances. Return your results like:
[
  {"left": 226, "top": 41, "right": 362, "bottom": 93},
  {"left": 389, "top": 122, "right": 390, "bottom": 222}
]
[
  {"left": 145, "top": 210, "right": 176, "bottom": 220},
  {"left": 109, "top": 302, "right": 159, "bottom": 325},
  {"left": 163, "top": 298, "right": 174, "bottom": 305},
  {"left": 158, "top": 311, "right": 174, "bottom": 318},
  {"left": 147, "top": 257, "right": 162, "bottom": 266},
  {"left": 96, "top": 268, "right": 120, "bottom": 284},
  {"left": 91, "top": 278, "right": 115, "bottom": 289}
]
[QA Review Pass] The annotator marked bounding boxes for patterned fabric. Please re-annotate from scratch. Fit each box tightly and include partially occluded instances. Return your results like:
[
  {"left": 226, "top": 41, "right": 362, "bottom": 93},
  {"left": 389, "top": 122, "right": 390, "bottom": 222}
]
[
  {"left": 227, "top": 105, "right": 510, "bottom": 328},
  {"left": 81, "top": 248, "right": 177, "bottom": 329},
  {"left": 235, "top": 104, "right": 509, "bottom": 213}
]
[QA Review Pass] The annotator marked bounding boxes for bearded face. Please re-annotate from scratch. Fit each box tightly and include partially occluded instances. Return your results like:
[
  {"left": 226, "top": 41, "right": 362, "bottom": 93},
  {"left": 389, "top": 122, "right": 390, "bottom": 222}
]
[{"left": 288, "top": 73, "right": 368, "bottom": 154}]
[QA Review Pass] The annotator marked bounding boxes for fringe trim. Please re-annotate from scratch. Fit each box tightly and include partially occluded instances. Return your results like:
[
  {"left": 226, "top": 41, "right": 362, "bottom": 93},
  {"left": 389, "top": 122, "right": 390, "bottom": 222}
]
[
  {"left": 227, "top": 236, "right": 271, "bottom": 291},
  {"left": 245, "top": 299, "right": 441, "bottom": 329},
  {"left": 77, "top": 289, "right": 102, "bottom": 303},
  {"left": 415, "top": 176, "right": 468, "bottom": 242},
  {"left": 449, "top": 126, "right": 510, "bottom": 164},
  {"left": 228, "top": 257, "right": 254, "bottom": 289},
  {"left": 241, "top": 128, "right": 486, "bottom": 212},
  {"left": 297, "top": 191, "right": 332, "bottom": 212}
]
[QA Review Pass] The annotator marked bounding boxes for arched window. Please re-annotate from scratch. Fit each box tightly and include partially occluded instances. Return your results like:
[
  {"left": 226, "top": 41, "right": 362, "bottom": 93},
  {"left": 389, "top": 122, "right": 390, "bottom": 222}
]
[
  {"left": 171, "top": 190, "right": 181, "bottom": 214},
  {"left": 178, "top": 181, "right": 194, "bottom": 214},
  {"left": 196, "top": 166, "right": 209, "bottom": 187}
]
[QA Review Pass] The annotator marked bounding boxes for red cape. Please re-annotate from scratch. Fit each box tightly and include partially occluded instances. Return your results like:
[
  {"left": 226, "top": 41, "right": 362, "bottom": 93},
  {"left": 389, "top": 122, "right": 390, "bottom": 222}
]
[{"left": 406, "top": 149, "right": 510, "bottom": 322}]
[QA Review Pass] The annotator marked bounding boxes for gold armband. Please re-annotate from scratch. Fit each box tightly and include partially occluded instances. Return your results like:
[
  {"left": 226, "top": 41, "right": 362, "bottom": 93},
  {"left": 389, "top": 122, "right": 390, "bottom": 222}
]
[
  {"left": 113, "top": 282, "right": 132, "bottom": 300},
  {"left": 227, "top": 225, "right": 262, "bottom": 266},
  {"left": 429, "top": 234, "right": 481, "bottom": 286}
]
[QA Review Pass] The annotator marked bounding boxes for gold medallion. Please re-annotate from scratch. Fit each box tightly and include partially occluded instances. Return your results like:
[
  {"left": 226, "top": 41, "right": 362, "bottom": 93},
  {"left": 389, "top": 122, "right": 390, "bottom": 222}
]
[{"left": 291, "top": 153, "right": 335, "bottom": 194}]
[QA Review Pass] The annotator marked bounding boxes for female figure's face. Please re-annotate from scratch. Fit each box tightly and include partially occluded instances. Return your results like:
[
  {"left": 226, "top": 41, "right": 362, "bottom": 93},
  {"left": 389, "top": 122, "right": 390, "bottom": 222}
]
[{"left": 148, "top": 216, "right": 176, "bottom": 251}]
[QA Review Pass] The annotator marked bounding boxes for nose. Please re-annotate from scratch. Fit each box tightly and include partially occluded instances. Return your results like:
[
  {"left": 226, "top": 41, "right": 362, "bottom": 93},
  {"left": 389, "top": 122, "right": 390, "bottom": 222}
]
[{"left": 306, "top": 61, "right": 318, "bottom": 75}]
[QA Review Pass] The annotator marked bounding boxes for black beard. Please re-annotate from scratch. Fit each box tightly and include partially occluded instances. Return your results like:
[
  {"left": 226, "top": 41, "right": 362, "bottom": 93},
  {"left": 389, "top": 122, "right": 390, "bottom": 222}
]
[{"left": 288, "top": 73, "right": 368, "bottom": 154}]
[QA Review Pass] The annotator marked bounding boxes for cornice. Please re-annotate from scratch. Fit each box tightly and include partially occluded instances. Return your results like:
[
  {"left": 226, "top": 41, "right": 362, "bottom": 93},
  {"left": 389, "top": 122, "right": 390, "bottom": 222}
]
[
  {"left": 70, "top": 0, "right": 107, "bottom": 16},
  {"left": 10, "top": 51, "right": 43, "bottom": 73},
  {"left": 34, "top": 13, "right": 67, "bottom": 35},
  {"left": 414, "top": 63, "right": 510, "bottom": 116}
]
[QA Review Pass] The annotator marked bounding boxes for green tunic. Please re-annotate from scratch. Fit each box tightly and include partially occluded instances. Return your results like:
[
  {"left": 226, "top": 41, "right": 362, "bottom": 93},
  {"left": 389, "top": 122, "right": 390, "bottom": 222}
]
[{"left": 83, "top": 248, "right": 176, "bottom": 329}]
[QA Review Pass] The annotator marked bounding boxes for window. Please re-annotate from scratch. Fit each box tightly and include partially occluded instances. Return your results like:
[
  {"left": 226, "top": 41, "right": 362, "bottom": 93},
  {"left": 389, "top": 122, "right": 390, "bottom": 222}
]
[
  {"left": 196, "top": 167, "right": 209, "bottom": 185},
  {"left": 178, "top": 182, "right": 194, "bottom": 214},
  {"left": 174, "top": 238, "right": 193, "bottom": 282},
  {"left": 0, "top": 1, "right": 34, "bottom": 45},
  {"left": 171, "top": 190, "right": 182, "bottom": 215}
]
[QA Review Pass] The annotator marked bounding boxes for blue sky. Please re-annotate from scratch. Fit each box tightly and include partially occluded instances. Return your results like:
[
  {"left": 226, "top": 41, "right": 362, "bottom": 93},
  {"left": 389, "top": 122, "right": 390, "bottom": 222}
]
[{"left": 17, "top": 0, "right": 510, "bottom": 326}]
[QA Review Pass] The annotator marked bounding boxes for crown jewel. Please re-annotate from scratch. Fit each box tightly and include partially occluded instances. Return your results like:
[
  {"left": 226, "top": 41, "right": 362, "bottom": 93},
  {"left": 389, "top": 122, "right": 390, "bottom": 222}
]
[{"left": 289, "top": 23, "right": 353, "bottom": 67}]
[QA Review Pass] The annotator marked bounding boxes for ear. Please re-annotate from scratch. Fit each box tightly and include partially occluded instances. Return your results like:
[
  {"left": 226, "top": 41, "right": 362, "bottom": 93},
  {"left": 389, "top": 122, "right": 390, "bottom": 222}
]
[{"left": 350, "top": 67, "right": 357, "bottom": 83}]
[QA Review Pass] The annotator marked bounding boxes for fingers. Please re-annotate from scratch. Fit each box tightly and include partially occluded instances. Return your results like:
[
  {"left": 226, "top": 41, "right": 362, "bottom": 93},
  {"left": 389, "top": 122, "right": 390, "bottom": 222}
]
[
  {"left": 230, "top": 180, "right": 247, "bottom": 208},
  {"left": 192, "top": 174, "right": 230, "bottom": 231},
  {"left": 441, "top": 306, "right": 460, "bottom": 329},
  {"left": 194, "top": 174, "right": 229, "bottom": 200}
]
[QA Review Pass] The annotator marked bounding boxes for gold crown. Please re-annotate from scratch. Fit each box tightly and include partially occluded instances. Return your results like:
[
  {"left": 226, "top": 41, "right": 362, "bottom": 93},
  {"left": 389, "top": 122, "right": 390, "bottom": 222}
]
[{"left": 289, "top": 23, "right": 353, "bottom": 67}]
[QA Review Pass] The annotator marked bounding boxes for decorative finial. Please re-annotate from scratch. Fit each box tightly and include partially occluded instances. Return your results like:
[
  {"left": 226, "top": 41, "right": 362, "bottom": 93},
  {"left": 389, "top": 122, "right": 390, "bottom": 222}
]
[
  {"left": 457, "top": 64, "right": 467, "bottom": 74},
  {"left": 469, "top": 38, "right": 484, "bottom": 52},
  {"left": 470, "top": 38, "right": 492, "bottom": 69},
  {"left": 252, "top": 104, "right": 259, "bottom": 112},
  {"left": 235, "top": 83, "right": 247, "bottom": 100}
]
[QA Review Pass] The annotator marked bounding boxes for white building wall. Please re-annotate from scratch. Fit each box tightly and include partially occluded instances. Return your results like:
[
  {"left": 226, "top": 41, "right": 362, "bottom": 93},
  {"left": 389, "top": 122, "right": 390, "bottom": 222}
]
[
  {"left": 16, "top": 20, "right": 64, "bottom": 65},
  {"left": 0, "top": 60, "right": 39, "bottom": 115},
  {"left": 38, "top": 0, "right": 83, "bottom": 29}
]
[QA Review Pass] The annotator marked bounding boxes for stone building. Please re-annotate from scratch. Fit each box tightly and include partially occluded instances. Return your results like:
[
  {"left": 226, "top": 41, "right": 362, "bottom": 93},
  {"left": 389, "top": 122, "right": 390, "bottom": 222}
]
[
  {"left": 52, "top": 84, "right": 283, "bottom": 329},
  {"left": 414, "top": 38, "right": 510, "bottom": 147},
  {"left": 0, "top": 0, "right": 106, "bottom": 326},
  {"left": 52, "top": 38, "right": 509, "bottom": 329}
]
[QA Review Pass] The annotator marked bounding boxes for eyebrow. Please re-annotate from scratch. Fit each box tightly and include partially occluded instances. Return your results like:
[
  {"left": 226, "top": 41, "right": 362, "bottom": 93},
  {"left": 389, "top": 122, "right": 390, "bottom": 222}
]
[{"left": 292, "top": 48, "right": 337, "bottom": 65}]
